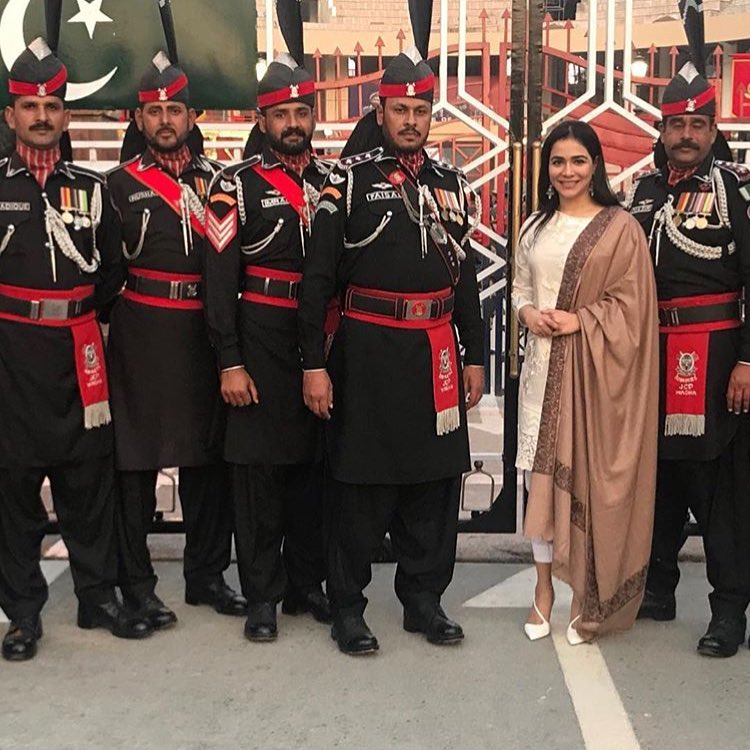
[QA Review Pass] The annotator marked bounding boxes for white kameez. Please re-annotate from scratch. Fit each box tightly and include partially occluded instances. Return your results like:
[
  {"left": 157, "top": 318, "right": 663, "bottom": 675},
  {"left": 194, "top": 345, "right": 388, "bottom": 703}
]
[{"left": 511, "top": 211, "right": 593, "bottom": 470}]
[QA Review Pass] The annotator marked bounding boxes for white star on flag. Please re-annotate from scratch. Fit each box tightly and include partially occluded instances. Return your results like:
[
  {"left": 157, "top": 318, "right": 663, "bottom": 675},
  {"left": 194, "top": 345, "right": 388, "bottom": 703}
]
[{"left": 68, "top": 0, "right": 113, "bottom": 41}]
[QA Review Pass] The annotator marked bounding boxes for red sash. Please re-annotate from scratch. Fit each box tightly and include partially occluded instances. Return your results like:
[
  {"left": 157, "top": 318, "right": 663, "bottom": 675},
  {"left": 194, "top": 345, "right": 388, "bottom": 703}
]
[
  {"left": 251, "top": 163, "right": 309, "bottom": 227},
  {"left": 343, "top": 286, "right": 460, "bottom": 436},
  {"left": 125, "top": 161, "right": 205, "bottom": 237},
  {"left": 659, "top": 292, "right": 741, "bottom": 437},
  {"left": 0, "top": 284, "right": 110, "bottom": 429}
]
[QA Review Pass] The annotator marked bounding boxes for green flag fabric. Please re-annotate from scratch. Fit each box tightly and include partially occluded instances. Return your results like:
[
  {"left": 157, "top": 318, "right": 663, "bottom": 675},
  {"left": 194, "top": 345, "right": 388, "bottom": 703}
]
[{"left": 0, "top": 0, "right": 258, "bottom": 108}]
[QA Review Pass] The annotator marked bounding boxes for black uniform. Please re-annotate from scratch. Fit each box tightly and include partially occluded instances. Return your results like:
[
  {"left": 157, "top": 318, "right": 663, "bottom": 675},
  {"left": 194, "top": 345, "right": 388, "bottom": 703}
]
[
  {"left": 629, "top": 154, "right": 750, "bottom": 619},
  {"left": 0, "top": 152, "right": 124, "bottom": 621},
  {"left": 298, "top": 147, "right": 484, "bottom": 617},
  {"left": 106, "top": 149, "right": 235, "bottom": 600},
  {"left": 203, "top": 145, "right": 330, "bottom": 605}
]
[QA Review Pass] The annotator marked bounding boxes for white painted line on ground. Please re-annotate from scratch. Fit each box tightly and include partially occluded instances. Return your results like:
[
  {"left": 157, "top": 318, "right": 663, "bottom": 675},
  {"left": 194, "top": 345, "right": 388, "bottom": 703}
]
[
  {"left": 0, "top": 560, "right": 70, "bottom": 624},
  {"left": 464, "top": 567, "right": 641, "bottom": 750}
]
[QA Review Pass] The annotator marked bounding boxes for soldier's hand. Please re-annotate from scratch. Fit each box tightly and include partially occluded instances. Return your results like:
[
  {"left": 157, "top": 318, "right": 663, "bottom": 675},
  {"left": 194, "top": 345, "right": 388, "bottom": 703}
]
[
  {"left": 726, "top": 363, "right": 750, "bottom": 415},
  {"left": 303, "top": 369, "right": 333, "bottom": 420},
  {"left": 221, "top": 367, "right": 259, "bottom": 407},
  {"left": 464, "top": 365, "right": 484, "bottom": 410}
]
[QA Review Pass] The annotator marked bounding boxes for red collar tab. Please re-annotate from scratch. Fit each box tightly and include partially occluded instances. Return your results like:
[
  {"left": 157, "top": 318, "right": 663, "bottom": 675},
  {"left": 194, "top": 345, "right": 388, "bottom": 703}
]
[
  {"left": 8, "top": 65, "right": 68, "bottom": 98},
  {"left": 378, "top": 73, "right": 435, "bottom": 99},
  {"left": 661, "top": 86, "right": 715, "bottom": 117},
  {"left": 138, "top": 73, "right": 189, "bottom": 103},
  {"left": 257, "top": 80, "right": 316, "bottom": 110}
]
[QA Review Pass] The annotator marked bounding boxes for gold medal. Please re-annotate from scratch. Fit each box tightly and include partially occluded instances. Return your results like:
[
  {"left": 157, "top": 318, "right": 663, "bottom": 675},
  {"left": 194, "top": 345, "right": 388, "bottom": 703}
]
[
  {"left": 684, "top": 217, "right": 696, "bottom": 230},
  {"left": 695, "top": 216, "right": 708, "bottom": 230},
  {"left": 62, "top": 211, "right": 73, "bottom": 224},
  {"left": 673, "top": 214, "right": 682, "bottom": 228},
  {"left": 81, "top": 216, "right": 92, "bottom": 229}
]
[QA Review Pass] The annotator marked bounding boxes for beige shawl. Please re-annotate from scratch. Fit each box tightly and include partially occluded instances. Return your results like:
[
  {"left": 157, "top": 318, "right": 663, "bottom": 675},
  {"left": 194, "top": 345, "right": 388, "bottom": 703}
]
[{"left": 524, "top": 206, "right": 659, "bottom": 636}]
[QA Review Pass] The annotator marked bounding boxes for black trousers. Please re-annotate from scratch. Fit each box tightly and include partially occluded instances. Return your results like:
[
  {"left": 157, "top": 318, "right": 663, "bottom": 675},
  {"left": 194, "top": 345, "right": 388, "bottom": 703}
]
[
  {"left": 647, "top": 424, "right": 750, "bottom": 618},
  {"left": 231, "top": 462, "right": 326, "bottom": 604},
  {"left": 117, "top": 463, "right": 233, "bottom": 598},
  {"left": 0, "top": 457, "right": 118, "bottom": 622},
  {"left": 327, "top": 476, "right": 461, "bottom": 618}
]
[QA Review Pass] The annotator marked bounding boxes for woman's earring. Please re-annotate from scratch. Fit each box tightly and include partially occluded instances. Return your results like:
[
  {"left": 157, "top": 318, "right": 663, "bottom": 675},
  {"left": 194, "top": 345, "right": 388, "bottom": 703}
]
[
  {"left": 546, "top": 184, "right": 554, "bottom": 199},
  {"left": 588, "top": 182, "right": 594, "bottom": 197}
]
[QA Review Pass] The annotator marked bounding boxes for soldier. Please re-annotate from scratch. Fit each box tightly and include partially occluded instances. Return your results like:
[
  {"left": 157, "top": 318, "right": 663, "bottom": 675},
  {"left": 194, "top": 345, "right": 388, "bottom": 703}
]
[
  {"left": 629, "top": 62, "right": 750, "bottom": 657},
  {"left": 298, "top": 48, "right": 485, "bottom": 655},
  {"left": 203, "top": 54, "right": 331, "bottom": 642},
  {"left": 0, "top": 38, "right": 153, "bottom": 661},
  {"left": 106, "top": 54, "right": 246, "bottom": 629}
]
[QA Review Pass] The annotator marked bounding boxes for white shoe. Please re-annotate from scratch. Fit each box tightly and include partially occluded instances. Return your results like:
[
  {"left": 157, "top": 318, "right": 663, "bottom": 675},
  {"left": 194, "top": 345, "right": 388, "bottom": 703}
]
[
  {"left": 524, "top": 600, "right": 551, "bottom": 641},
  {"left": 566, "top": 615, "right": 586, "bottom": 646}
]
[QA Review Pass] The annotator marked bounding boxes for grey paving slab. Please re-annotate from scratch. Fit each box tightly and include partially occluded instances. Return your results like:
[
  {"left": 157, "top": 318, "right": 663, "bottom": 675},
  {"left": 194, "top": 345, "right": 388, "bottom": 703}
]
[{"left": 1, "top": 562, "right": 747, "bottom": 750}]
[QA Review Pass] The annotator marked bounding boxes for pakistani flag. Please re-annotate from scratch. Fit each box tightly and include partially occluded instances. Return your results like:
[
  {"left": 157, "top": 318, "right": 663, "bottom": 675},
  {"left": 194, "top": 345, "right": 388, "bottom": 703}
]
[{"left": 0, "top": 0, "right": 258, "bottom": 108}]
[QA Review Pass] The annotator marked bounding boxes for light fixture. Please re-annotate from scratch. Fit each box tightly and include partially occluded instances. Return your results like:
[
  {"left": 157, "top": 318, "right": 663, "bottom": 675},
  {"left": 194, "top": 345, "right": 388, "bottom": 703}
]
[
  {"left": 256, "top": 57, "right": 268, "bottom": 81},
  {"left": 630, "top": 56, "right": 648, "bottom": 78}
]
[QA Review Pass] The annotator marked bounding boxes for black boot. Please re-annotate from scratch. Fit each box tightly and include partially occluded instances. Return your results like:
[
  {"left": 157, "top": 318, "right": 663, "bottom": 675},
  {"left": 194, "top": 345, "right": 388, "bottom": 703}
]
[
  {"left": 244, "top": 602, "right": 278, "bottom": 642},
  {"left": 403, "top": 603, "right": 464, "bottom": 645},
  {"left": 636, "top": 590, "right": 676, "bottom": 621},
  {"left": 282, "top": 587, "right": 332, "bottom": 624},
  {"left": 2, "top": 616, "right": 42, "bottom": 661},
  {"left": 124, "top": 592, "right": 177, "bottom": 631},
  {"left": 78, "top": 599, "right": 153, "bottom": 639},
  {"left": 697, "top": 615, "right": 746, "bottom": 658},
  {"left": 331, "top": 614, "right": 379, "bottom": 655},
  {"left": 185, "top": 580, "right": 247, "bottom": 616}
]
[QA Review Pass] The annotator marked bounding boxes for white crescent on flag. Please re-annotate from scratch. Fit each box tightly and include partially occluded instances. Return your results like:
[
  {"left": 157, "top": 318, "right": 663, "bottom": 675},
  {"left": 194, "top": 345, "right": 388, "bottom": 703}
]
[{"left": 0, "top": 0, "right": 118, "bottom": 101}]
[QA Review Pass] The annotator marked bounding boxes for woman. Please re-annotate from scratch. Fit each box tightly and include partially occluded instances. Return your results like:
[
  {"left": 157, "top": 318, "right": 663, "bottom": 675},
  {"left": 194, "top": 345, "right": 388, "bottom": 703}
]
[{"left": 512, "top": 121, "right": 659, "bottom": 644}]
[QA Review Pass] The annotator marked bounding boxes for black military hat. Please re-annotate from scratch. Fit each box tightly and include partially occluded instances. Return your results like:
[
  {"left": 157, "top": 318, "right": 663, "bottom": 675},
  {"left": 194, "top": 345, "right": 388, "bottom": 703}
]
[
  {"left": 8, "top": 37, "right": 67, "bottom": 100},
  {"left": 256, "top": 53, "right": 315, "bottom": 110},
  {"left": 660, "top": 62, "right": 715, "bottom": 118},
  {"left": 138, "top": 51, "right": 189, "bottom": 105},
  {"left": 378, "top": 46, "right": 434, "bottom": 102}
]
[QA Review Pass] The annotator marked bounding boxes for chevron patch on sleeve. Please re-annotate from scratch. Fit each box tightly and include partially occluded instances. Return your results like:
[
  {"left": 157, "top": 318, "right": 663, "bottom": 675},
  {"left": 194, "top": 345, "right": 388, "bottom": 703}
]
[{"left": 206, "top": 205, "right": 238, "bottom": 253}]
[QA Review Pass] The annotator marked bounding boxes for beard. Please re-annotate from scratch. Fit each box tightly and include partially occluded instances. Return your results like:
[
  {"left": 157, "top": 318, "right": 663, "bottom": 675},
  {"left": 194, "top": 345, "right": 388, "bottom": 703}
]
[
  {"left": 144, "top": 128, "right": 190, "bottom": 154},
  {"left": 265, "top": 127, "right": 312, "bottom": 155},
  {"left": 381, "top": 125, "right": 425, "bottom": 154}
]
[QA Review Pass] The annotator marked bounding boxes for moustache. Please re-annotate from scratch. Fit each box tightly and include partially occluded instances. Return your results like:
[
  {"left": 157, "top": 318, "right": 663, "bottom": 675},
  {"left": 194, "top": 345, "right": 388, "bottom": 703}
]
[
  {"left": 399, "top": 128, "right": 420, "bottom": 136},
  {"left": 30, "top": 123, "right": 53, "bottom": 131},
  {"left": 674, "top": 140, "right": 699, "bottom": 150},
  {"left": 157, "top": 128, "right": 176, "bottom": 136},
  {"left": 281, "top": 128, "right": 306, "bottom": 139}
]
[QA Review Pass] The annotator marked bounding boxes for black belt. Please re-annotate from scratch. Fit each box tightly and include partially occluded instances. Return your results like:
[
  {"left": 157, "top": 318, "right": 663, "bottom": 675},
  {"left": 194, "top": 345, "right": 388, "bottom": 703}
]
[
  {"left": 126, "top": 274, "right": 202, "bottom": 301},
  {"left": 344, "top": 289, "right": 455, "bottom": 321},
  {"left": 0, "top": 293, "right": 95, "bottom": 321},
  {"left": 244, "top": 275, "right": 300, "bottom": 301},
  {"left": 658, "top": 300, "right": 742, "bottom": 327}
]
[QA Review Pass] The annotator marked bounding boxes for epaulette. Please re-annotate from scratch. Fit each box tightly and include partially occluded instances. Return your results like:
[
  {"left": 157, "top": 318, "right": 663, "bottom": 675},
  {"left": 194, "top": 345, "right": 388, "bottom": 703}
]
[
  {"left": 195, "top": 155, "right": 223, "bottom": 176},
  {"left": 432, "top": 159, "right": 464, "bottom": 175},
  {"left": 105, "top": 154, "right": 139, "bottom": 178},
  {"left": 337, "top": 147, "right": 383, "bottom": 170},
  {"left": 64, "top": 162, "right": 106, "bottom": 184},
  {"left": 313, "top": 157, "right": 336, "bottom": 176},
  {"left": 634, "top": 168, "right": 660, "bottom": 182},
  {"left": 715, "top": 160, "right": 750, "bottom": 184},
  {"left": 222, "top": 155, "right": 261, "bottom": 179}
]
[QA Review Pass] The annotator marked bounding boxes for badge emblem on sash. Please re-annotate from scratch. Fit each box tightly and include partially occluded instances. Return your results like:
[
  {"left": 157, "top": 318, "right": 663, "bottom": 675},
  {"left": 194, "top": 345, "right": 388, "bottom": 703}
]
[
  {"left": 83, "top": 343, "right": 99, "bottom": 370},
  {"left": 440, "top": 347, "right": 452, "bottom": 376},
  {"left": 677, "top": 352, "right": 697, "bottom": 378}
]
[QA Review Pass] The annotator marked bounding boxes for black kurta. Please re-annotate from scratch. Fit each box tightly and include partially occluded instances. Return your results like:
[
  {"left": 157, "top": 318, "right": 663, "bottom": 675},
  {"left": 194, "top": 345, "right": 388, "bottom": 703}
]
[
  {"left": 298, "top": 148, "right": 484, "bottom": 485},
  {"left": 629, "top": 155, "right": 750, "bottom": 461},
  {"left": 0, "top": 153, "right": 122, "bottom": 468},
  {"left": 203, "top": 146, "right": 331, "bottom": 466},
  {"left": 106, "top": 151, "right": 224, "bottom": 471}
]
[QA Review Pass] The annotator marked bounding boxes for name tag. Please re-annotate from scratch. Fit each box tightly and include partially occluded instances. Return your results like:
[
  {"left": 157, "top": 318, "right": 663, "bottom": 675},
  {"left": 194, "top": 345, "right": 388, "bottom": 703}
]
[
  {"left": 0, "top": 201, "right": 30, "bottom": 211},
  {"left": 631, "top": 200, "right": 654, "bottom": 215},
  {"left": 128, "top": 190, "right": 156, "bottom": 203},
  {"left": 366, "top": 190, "right": 400, "bottom": 202},
  {"left": 261, "top": 196, "right": 290, "bottom": 209}
]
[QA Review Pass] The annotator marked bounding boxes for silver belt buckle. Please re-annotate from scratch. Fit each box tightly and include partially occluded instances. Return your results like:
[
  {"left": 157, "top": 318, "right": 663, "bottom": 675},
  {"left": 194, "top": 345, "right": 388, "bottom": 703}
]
[
  {"left": 668, "top": 308, "right": 680, "bottom": 325},
  {"left": 169, "top": 280, "right": 181, "bottom": 300},
  {"left": 403, "top": 298, "right": 430, "bottom": 320},
  {"left": 185, "top": 282, "right": 199, "bottom": 299},
  {"left": 288, "top": 281, "right": 298, "bottom": 300},
  {"left": 39, "top": 298, "right": 70, "bottom": 320}
]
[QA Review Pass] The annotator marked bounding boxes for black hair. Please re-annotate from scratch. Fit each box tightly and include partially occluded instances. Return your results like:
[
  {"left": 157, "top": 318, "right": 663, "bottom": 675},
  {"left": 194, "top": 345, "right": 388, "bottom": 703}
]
[{"left": 523, "top": 120, "right": 620, "bottom": 241}]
